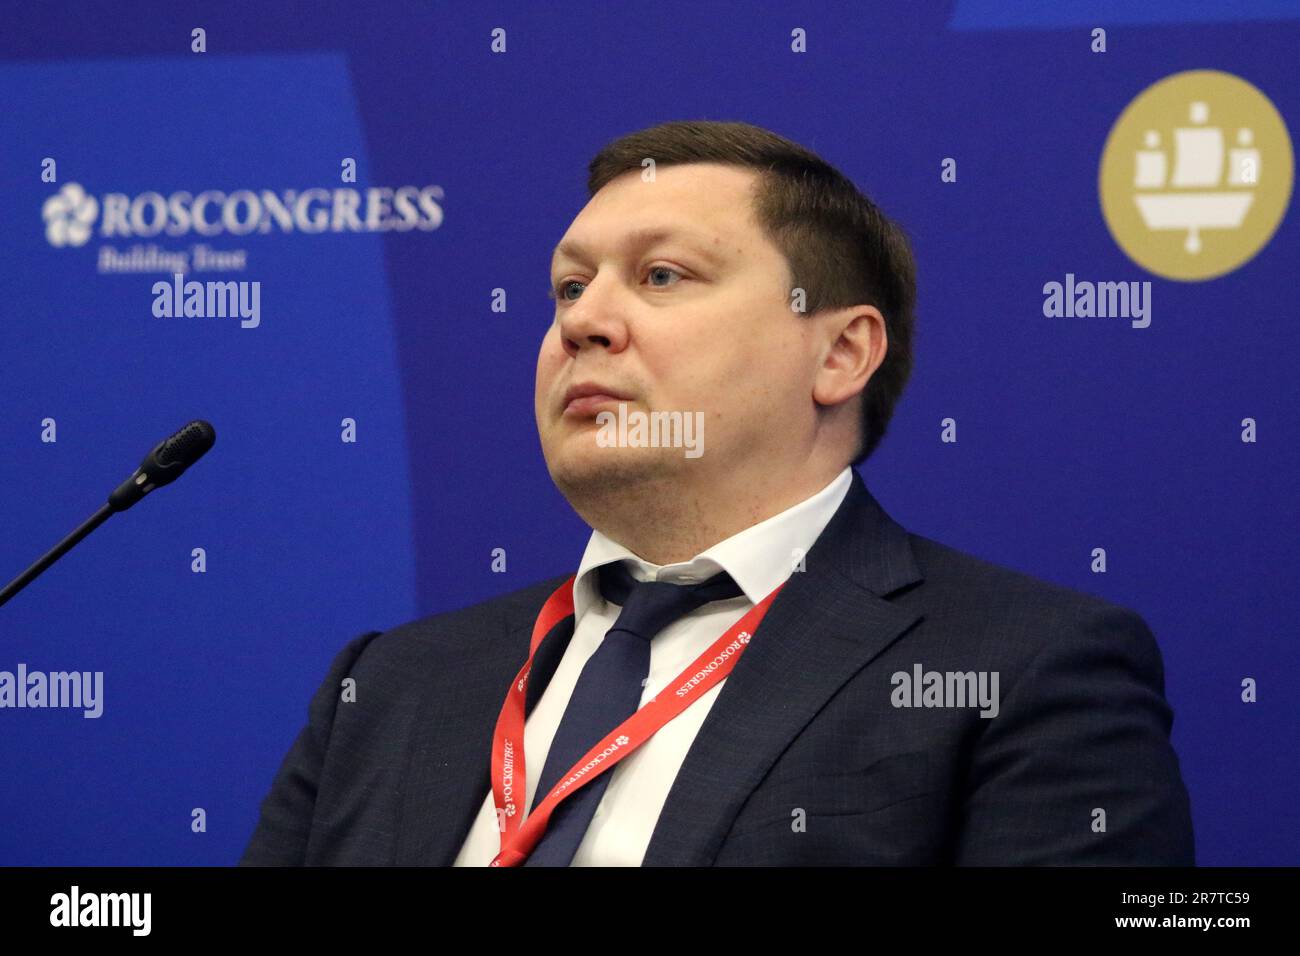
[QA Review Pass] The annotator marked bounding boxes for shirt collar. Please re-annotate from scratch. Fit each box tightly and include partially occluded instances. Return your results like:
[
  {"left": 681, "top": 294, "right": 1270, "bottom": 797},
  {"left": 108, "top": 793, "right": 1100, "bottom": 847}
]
[{"left": 572, "top": 466, "right": 854, "bottom": 620}]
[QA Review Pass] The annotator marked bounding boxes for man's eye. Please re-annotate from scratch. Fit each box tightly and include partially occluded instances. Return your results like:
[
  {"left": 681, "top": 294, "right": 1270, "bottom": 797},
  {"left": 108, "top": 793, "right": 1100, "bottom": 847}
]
[
  {"left": 548, "top": 266, "right": 685, "bottom": 303},
  {"left": 646, "top": 265, "right": 684, "bottom": 288},
  {"left": 551, "top": 279, "right": 585, "bottom": 301}
]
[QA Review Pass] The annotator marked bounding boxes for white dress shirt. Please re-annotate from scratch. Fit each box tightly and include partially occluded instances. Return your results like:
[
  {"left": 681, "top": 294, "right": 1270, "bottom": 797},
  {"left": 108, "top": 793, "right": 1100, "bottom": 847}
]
[{"left": 453, "top": 466, "right": 853, "bottom": 866}]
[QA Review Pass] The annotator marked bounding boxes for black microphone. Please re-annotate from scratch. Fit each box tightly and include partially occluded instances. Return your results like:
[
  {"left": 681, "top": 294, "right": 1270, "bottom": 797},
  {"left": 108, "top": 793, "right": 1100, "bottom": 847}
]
[
  {"left": 0, "top": 420, "right": 216, "bottom": 609},
  {"left": 107, "top": 419, "right": 216, "bottom": 512}
]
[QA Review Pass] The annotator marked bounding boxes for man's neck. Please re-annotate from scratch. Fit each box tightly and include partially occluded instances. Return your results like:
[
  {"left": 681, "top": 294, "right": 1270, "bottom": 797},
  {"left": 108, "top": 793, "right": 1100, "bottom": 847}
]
[{"left": 576, "top": 464, "right": 846, "bottom": 566}]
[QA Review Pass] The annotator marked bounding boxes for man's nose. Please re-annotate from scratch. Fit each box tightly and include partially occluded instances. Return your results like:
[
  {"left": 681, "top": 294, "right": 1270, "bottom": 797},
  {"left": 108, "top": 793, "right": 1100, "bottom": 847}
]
[{"left": 558, "top": 279, "right": 629, "bottom": 356}]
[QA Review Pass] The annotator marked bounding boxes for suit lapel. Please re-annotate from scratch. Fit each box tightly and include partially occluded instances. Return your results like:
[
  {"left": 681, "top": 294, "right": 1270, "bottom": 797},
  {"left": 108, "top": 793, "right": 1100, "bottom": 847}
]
[
  {"left": 398, "top": 598, "right": 575, "bottom": 866},
  {"left": 641, "top": 470, "right": 924, "bottom": 865}
]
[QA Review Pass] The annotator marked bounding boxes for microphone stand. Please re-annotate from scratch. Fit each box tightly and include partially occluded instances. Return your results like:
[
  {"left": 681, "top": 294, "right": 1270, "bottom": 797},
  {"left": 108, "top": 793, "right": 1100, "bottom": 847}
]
[{"left": 0, "top": 504, "right": 115, "bottom": 608}]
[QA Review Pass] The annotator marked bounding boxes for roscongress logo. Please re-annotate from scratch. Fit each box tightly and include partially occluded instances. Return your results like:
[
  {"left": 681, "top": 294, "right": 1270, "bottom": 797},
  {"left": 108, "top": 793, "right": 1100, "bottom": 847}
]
[
  {"left": 43, "top": 183, "right": 99, "bottom": 247},
  {"left": 42, "top": 182, "right": 444, "bottom": 248}
]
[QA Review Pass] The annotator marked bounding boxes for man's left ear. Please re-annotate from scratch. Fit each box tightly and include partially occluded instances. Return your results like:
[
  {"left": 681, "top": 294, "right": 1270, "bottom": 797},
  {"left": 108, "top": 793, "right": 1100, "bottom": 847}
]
[{"left": 812, "top": 306, "right": 886, "bottom": 407}]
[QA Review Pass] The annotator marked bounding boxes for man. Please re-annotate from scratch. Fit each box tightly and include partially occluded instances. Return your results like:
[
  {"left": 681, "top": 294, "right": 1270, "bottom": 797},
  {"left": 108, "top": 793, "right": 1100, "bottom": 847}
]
[{"left": 240, "top": 120, "right": 1194, "bottom": 866}]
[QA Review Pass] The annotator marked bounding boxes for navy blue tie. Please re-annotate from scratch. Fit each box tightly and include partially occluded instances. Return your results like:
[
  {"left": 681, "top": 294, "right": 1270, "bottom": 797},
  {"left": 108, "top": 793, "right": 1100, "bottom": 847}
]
[{"left": 523, "top": 560, "right": 744, "bottom": 866}]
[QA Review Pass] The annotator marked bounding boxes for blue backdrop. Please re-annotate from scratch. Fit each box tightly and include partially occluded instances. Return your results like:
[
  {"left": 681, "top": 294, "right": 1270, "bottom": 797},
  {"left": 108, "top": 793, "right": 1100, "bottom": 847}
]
[{"left": 0, "top": 0, "right": 1295, "bottom": 866}]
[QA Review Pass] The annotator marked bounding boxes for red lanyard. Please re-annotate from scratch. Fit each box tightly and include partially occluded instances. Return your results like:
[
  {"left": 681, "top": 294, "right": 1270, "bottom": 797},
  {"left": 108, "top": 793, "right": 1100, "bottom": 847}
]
[{"left": 488, "top": 572, "right": 784, "bottom": 866}]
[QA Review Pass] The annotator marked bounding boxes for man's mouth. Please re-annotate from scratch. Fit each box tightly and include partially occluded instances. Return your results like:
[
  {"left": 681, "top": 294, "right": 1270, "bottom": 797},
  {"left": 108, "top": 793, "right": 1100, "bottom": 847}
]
[
  {"left": 563, "top": 394, "right": 632, "bottom": 418},
  {"left": 562, "top": 382, "right": 634, "bottom": 418}
]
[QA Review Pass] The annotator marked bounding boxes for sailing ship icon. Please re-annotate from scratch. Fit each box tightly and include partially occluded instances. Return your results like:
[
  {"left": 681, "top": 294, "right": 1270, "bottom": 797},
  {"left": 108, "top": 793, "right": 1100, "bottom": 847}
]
[{"left": 1133, "top": 101, "right": 1259, "bottom": 254}]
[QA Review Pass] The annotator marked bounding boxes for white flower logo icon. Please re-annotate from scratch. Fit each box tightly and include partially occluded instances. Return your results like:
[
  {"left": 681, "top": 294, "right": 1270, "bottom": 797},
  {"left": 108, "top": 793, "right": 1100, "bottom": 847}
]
[
  {"left": 615, "top": 735, "right": 629, "bottom": 746},
  {"left": 42, "top": 183, "right": 98, "bottom": 247}
]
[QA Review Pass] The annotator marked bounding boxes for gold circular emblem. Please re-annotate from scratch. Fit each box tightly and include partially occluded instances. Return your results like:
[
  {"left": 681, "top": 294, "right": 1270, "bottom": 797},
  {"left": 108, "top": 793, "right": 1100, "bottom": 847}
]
[{"left": 1099, "top": 69, "right": 1293, "bottom": 281}]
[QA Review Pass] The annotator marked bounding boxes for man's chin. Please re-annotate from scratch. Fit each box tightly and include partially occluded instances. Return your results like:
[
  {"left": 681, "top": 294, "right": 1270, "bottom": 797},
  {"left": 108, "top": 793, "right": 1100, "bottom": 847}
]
[{"left": 545, "top": 443, "right": 681, "bottom": 497}]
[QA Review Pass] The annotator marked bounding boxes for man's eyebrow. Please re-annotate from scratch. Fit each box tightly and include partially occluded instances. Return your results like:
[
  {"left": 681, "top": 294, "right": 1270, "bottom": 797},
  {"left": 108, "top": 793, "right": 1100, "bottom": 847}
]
[{"left": 550, "top": 226, "right": 727, "bottom": 270}]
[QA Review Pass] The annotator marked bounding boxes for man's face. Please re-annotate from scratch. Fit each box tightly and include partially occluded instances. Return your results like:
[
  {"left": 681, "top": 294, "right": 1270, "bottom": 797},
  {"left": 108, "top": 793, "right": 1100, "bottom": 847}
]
[{"left": 535, "top": 163, "right": 821, "bottom": 498}]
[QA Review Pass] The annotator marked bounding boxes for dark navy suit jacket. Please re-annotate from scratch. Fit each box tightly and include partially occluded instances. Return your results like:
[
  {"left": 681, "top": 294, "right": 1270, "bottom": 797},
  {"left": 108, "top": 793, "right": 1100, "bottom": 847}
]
[{"left": 240, "top": 470, "right": 1195, "bottom": 865}]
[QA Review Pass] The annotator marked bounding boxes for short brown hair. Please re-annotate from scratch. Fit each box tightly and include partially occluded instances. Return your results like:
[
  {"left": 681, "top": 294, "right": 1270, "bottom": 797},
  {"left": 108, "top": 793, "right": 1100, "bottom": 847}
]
[{"left": 587, "top": 120, "right": 917, "bottom": 466}]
